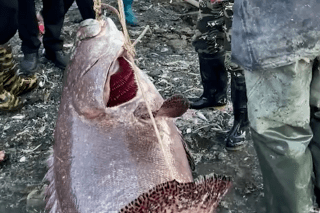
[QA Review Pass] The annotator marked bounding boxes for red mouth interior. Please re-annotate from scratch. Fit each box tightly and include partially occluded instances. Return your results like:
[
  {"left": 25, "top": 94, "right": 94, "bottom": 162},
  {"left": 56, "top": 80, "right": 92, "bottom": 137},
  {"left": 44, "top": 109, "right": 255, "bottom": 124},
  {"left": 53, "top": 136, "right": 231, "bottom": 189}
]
[{"left": 107, "top": 57, "right": 138, "bottom": 107}]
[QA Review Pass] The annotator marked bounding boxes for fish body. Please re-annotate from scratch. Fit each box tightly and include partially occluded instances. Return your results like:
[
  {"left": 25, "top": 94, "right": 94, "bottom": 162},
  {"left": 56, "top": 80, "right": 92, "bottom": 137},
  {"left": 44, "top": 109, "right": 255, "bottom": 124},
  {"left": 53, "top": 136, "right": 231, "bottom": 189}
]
[{"left": 45, "top": 18, "right": 230, "bottom": 213}]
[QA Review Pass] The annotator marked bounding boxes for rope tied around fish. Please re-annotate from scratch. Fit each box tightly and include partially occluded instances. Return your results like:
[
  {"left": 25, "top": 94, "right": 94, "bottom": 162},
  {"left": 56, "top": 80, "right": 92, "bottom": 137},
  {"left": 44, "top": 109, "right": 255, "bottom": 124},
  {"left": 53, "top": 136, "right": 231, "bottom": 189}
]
[{"left": 93, "top": 0, "right": 176, "bottom": 179}]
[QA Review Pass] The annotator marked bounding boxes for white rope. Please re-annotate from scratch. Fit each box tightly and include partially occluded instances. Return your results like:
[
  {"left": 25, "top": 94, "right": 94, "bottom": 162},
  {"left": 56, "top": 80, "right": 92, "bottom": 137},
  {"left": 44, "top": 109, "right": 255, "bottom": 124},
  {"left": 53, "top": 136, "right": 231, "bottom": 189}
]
[
  {"left": 94, "top": 0, "right": 175, "bottom": 178},
  {"left": 117, "top": 0, "right": 174, "bottom": 178}
]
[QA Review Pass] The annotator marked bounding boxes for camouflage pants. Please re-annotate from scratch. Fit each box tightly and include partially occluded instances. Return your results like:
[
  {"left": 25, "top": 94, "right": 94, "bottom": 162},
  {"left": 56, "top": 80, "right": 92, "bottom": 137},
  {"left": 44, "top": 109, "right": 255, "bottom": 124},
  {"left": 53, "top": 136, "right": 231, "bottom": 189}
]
[{"left": 192, "top": 0, "right": 241, "bottom": 73}]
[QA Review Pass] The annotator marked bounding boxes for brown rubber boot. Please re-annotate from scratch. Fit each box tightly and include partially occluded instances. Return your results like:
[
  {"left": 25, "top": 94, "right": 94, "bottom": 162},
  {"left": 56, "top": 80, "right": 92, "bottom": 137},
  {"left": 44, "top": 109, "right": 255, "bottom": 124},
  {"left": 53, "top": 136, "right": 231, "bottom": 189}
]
[
  {"left": 0, "top": 43, "right": 38, "bottom": 96},
  {"left": 0, "top": 87, "right": 22, "bottom": 111},
  {"left": 0, "top": 44, "right": 22, "bottom": 111}
]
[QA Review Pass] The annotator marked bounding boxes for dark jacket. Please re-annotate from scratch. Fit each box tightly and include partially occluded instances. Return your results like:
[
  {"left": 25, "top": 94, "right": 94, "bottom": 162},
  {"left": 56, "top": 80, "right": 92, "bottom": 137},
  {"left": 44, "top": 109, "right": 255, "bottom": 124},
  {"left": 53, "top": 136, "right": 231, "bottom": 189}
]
[{"left": 231, "top": 0, "right": 320, "bottom": 71}]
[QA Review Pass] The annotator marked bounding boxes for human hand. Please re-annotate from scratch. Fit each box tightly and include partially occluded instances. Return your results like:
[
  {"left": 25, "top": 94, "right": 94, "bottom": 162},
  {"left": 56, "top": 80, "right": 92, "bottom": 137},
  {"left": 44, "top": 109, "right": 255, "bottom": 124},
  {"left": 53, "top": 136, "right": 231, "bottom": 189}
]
[{"left": 0, "top": 151, "right": 5, "bottom": 162}]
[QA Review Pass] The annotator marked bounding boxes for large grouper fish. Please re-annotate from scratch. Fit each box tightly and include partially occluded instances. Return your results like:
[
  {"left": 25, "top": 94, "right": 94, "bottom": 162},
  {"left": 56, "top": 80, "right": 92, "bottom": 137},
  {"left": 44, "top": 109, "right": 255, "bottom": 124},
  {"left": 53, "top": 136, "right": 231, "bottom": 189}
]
[{"left": 44, "top": 17, "right": 231, "bottom": 213}]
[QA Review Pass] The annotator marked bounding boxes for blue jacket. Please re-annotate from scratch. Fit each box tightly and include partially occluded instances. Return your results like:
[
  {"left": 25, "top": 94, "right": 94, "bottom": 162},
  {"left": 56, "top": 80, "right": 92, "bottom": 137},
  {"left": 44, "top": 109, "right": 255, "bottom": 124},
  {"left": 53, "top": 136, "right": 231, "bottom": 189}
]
[{"left": 231, "top": 0, "right": 320, "bottom": 71}]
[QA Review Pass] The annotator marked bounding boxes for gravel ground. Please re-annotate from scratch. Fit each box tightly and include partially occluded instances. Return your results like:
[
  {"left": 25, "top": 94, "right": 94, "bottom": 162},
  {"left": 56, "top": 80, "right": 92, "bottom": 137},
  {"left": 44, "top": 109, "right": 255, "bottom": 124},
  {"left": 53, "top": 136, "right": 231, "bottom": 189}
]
[{"left": 0, "top": 0, "right": 264, "bottom": 212}]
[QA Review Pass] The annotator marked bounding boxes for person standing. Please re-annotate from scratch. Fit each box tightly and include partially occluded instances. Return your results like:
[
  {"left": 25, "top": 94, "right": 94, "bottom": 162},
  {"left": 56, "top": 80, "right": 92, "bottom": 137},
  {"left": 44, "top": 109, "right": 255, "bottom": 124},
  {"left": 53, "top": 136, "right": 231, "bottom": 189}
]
[
  {"left": 231, "top": 0, "right": 320, "bottom": 212},
  {"left": 19, "top": 0, "right": 70, "bottom": 76},
  {"left": 123, "top": 0, "right": 138, "bottom": 26},
  {"left": 64, "top": 0, "right": 95, "bottom": 21},
  {"left": 190, "top": 0, "right": 248, "bottom": 150},
  {"left": 62, "top": 0, "right": 137, "bottom": 25},
  {"left": 0, "top": 0, "right": 37, "bottom": 111},
  {"left": 20, "top": 0, "right": 139, "bottom": 76}
]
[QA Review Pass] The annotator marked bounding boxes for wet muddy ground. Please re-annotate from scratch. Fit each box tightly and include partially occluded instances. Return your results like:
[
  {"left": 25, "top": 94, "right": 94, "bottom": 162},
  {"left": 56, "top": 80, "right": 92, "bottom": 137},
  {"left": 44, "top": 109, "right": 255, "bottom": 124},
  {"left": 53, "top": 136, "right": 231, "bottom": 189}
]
[{"left": 0, "top": 0, "right": 264, "bottom": 212}]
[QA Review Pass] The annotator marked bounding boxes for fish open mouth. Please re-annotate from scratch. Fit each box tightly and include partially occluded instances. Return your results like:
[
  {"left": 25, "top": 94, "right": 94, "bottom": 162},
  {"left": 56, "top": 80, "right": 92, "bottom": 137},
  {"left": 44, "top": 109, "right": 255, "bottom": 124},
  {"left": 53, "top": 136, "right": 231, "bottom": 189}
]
[{"left": 107, "top": 57, "right": 138, "bottom": 107}]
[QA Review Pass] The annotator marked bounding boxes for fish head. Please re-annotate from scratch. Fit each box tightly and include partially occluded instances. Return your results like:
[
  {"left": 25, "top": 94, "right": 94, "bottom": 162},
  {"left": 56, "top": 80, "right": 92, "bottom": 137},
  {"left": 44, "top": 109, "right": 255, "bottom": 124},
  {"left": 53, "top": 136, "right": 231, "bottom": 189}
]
[
  {"left": 65, "top": 17, "right": 189, "bottom": 122},
  {"left": 65, "top": 18, "right": 146, "bottom": 119}
]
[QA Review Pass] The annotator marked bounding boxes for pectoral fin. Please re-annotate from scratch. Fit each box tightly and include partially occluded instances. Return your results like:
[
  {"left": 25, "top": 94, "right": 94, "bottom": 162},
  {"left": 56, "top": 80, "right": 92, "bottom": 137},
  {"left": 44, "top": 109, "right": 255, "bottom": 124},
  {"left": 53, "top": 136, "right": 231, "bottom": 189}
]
[
  {"left": 155, "top": 94, "right": 190, "bottom": 118},
  {"left": 133, "top": 94, "right": 190, "bottom": 120}
]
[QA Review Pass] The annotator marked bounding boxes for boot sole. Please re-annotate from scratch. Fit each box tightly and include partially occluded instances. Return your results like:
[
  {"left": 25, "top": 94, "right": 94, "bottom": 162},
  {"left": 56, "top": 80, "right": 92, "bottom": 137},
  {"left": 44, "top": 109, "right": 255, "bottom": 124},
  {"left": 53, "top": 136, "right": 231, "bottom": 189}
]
[
  {"left": 190, "top": 104, "right": 227, "bottom": 110},
  {"left": 44, "top": 54, "right": 67, "bottom": 70},
  {"left": 19, "top": 65, "right": 39, "bottom": 77},
  {"left": 213, "top": 105, "right": 227, "bottom": 110},
  {"left": 0, "top": 102, "right": 23, "bottom": 112},
  {"left": 225, "top": 141, "right": 247, "bottom": 151},
  {"left": 126, "top": 21, "right": 139, "bottom": 26},
  {"left": 17, "top": 83, "right": 38, "bottom": 96}
]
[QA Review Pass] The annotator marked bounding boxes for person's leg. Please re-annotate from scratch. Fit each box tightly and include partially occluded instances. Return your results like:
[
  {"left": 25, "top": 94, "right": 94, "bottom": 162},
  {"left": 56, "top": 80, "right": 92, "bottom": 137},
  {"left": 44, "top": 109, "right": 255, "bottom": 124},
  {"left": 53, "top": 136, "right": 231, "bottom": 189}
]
[
  {"left": 42, "top": 0, "right": 64, "bottom": 52},
  {"left": 0, "top": 0, "right": 18, "bottom": 44},
  {"left": 309, "top": 57, "right": 320, "bottom": 207},
  {"left": 122, "top": 0, "right": 138, "bottom": 26},
  {"left": 310, "top": 57, "right": 320, "bottom": 110},
  {"left": 223, "top": 0, "right": 249, "bottom": 150},
  {"left": 1, "top": 43, "right": 37, "bottom": 96},
  {"left": 0, "top": 0, "right": 22, "bottom": 111},
  {"left": 18, "top": 0, "right": 40, "bottom": 54},
  {"left": 42, "top": 0, "right": 69, "bottom": 69},
  {"left": 190, "top": 0, "right": 228, "bottom": 109},
  {"left": 225, "top": 70, "right": 249, "bottom": 150},
  {"left": 311, "top": 106, "right": 320, "bottom": 207},
  {"left": 245, "top": 58, "right": 314, "bottom": 213},
  {"left": 18, "top": 0, "right": 41, "bottom": 75},
  {"left": 75, "top": 0, "right": 95, "bottom": 20},
  {"left": 63, "top": 0, "right": 75, "bottom": 14},
  {"left": 190, "top": 52, "right": 228, "bottom": 109}
]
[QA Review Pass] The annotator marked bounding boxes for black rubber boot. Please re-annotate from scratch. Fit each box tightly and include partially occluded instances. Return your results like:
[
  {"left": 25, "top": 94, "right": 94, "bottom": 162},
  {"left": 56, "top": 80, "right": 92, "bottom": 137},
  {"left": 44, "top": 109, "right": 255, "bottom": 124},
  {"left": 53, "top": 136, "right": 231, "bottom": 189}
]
[
  {"left": 189, "top": 53, "right": 228, "bottom": 109},
  {"left": 225, "top": 71, "right": 249, "bottom": 151},
  {"left": 44, "top": 49, "right": 69, "bottom": 70},
  {"left": 310, "top": 107, "right": 320, "bottom": 207},
  {"left": 20, "top": 52, "right": 39, "bottom": 76}
]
